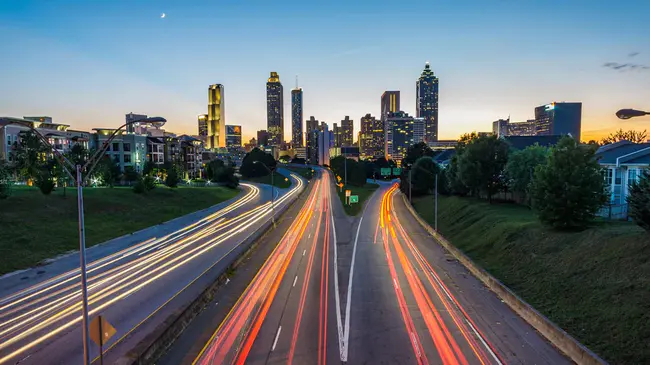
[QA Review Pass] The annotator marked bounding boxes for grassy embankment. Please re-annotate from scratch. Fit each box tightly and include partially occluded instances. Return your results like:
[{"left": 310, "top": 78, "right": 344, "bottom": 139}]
[
  {"left": 243, "top": 171, "right": 291, "bottom": 188},
  {"left": 412, "top": 195, "right": 650, "bottom": 364},
  {"left": 336, "top": 183, "right": 379, "bottom": 216},
  {"left": 0, "top": 186, "right": 239, "bottom": 275}
]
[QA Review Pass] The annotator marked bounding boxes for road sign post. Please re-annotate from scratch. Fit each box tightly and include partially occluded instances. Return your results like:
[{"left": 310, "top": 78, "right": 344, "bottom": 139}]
[
  {"left": 90, "top": 315, "right": 116, "bottom": 365},
  {"left": 345, "top": 189, "right": 351, "bottom": 204},
  {"left": 349, "top": 195, "right": 359, "bottom": 204}
]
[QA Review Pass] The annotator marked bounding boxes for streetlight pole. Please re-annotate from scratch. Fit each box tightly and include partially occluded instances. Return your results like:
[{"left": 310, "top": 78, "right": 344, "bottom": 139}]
[
  {"left": 435, "top": 173, "right": 438, "bottom": 232},
  {"left": 409, "top": 168, "right": 412, "bottom": 203},
  {"left": 0, "top": 116, "right": 165, "bottom": 365},
  {"left": 616, "top": 108, "right": 650, "bottom": 120},
  {"left": 344, "top": 150, "right": 347, "bottom": 186},
  {"left": 254, "top": 161, "right": 275, "bottom": 225}
]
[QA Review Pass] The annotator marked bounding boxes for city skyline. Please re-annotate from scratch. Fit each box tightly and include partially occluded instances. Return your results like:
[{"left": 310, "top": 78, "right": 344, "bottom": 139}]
[{"left": 1, "top": 0, "right": 649, "bottom": 143}]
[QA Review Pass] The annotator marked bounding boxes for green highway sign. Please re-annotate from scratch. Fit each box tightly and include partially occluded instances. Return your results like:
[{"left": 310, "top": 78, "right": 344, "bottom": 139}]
[
  {"left": 380, "top": 168, "right": 391, "bottom": 176},
  {"left": 349, "top": 195, "right": 359, "bottom": 204},
  {"left": 392, "top": 168, "right": 402, "bottom": 175}
]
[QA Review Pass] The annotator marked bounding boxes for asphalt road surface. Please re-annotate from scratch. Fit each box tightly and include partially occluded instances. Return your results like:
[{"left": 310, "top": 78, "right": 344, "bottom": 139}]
[
  {"left": 0, "top": 173, "right": 305, "bottom": 365},
  {"left": 190, "top": 175, "right": 570, "bottom": 365}
]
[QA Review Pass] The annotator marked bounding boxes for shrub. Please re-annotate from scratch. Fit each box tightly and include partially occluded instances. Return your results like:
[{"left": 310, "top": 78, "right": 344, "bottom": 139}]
[
  {"left": 37, "top": 177, "right": 55, "bottom": 195},
  {"left": 143, "top": 175, "right": 156, "bottom": 191},
  {"left": 165, "top": 169, "right": 179, "bottom": 188},
  {"left": 133, "top": 179, "right": 146, "bottom": 194},
  {"left": 627, "top": 169, "right": 650, "bottom": 232}
]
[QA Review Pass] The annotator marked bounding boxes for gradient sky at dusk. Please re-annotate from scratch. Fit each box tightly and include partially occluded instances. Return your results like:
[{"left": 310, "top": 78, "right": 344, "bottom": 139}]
[{"left": 1, "top": 0, "right": 649, "bottom": 142}]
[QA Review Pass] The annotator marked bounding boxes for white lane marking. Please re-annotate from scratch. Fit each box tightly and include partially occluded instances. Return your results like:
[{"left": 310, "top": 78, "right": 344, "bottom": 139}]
[
  {"left": 341, "top": 216, "right": 363, "bottom": 362},
  {"left": 411, "top": 332, "right": 421, "bottom": 358},
  {"left": 303, "top": 249, "right": 306, "bottom": 256},
  {"left": 272, "top": 326, "right": 282, "bottom": 351},
  {"left": 293, "top": 276, "right": 298, "bottom": 287},
  {"left": 308, "top": 233, "right": 311, "bottom": 239},
  {"left": 393, "top": 278, "right": 399, "bottom": 290},
  {"left": 331, "top": 209, "right": 345, "bottom": 360}
]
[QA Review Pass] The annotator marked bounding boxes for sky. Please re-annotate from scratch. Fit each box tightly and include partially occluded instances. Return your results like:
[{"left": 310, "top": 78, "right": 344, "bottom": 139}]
[{"left": 1, "top": 0, "right": 649, "bottom": 143}]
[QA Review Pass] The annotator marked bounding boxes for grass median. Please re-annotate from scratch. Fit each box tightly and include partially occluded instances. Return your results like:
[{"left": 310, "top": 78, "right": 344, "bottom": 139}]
[
  {"left": 284, "top": 166, "right": 314, "bottom": 180},
  {"left": 0, "top": 186, "right": 240, "bottom": 275},
  {"left": 336, "top": 183, "right": 379, "bottom": 216},
  {"left": 243, "top": 171, "right": 291, "bottom": 188},
  {"left": 412, "top": 194, "right": 650, "bottom": 364}
]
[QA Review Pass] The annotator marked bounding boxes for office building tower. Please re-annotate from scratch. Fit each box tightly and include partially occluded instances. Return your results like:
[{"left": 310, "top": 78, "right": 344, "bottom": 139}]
[
  {"left": 385, "top": 111, "right": 416, "bottom": 166},
  {"left": 226, "top": 125, "right": 242, "bottom": 147},
  {"left": 257, "top": 130, "right": 270, "bottom": 146},
  {"left": 359, "top": 113, "right": 384, "bottom": 160},
  {"left": 534, "top": 102, "right": 582, "bottom": 140},
  {"left": 381, "top": 91, "right": 400, "bottom": 123},
  {"left": 492, "top": 118, "right": 510, "bottom": 137},
  {"left": 416, "top": 62, "right": 439, "bottom": 141},
  {"left": 333, "top": 123, "right": 341, "bottom": 147},
  {"left": 317, "top": 123, "right": 331, "bottom": 166},
  {"left": 207, "top": 84, "right": 225, "bottom": 149},
  {"left": 340, "top": 116, "right": 354, "bottom": 147},
  {"left": 508, "top": 120, "right": 537, "bottom": 136},
  {"left": 291, "top": 85, "right": 303, "bottom": 148},
  {"left": 198, "top": 114, "right": 208, "bottom": 138},
  {"left": 306, "top": 116, "right": 319, "bottom": 164},
  {"left": 266, "top": 72, "right": 284, "bottom": 147},
  {"left": 413, "top": 117, "right": 425, "bottom": 144}
]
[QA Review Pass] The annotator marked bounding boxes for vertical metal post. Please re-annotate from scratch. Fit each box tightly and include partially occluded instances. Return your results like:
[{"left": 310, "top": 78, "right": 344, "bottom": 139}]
[
  {"left": 76, "top": 165, "right": 91, "bottom": 365},
  {"left": 344, "top": 151, "right": 347, "bottom": 186},
  {"left": 98, "top": 315, "right": 104, "bottom": 365},
  {"left": 409, "top": 169, "right": 412, "bottom": 203},
  {"left": 435, "top": 173, "right": 438, "bottom": 232}
]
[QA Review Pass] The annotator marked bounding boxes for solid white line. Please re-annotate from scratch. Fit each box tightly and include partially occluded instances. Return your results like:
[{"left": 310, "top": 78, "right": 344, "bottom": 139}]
[
  {"left": 342, "top": 216, "right": 363, "bottom": 362},
  {"left": 303, "top": 249, "right": 306, "bottom": 256},
  {"left": 293, "top": 276, "right": 298, "bottom": 287},
  {"left": 331, "top": 208, "right": 345, "bottom": 360},
  {"left": 272, "top": 326, "right": 282, "bottom": 351}
]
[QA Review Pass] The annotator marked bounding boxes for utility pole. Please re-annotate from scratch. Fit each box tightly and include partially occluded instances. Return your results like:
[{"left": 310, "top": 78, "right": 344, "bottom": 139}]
[
  {"left": 344, "top": 150, "right": 347, "bottom": 186},
  {"left": 435, "top": 173, "right": 438, "bottom": 231},
  {"left": 409, "top": 168, "right": 412, "bottom": 203}
]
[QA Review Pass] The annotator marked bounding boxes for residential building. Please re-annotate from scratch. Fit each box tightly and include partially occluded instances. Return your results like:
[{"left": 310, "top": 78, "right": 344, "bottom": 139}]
[
  {"left": 416, "top": 62, "right": 439, "bottom": 141},
  {"left": 207, "top": 84, "right": 226, "bottom": 149},
  {"left": 291, "top": 86, "right": 303, "bottom": 148},
  {"left": 226, "top": 125, "right": 242, "bottom": 147},
  {"left": 380, "top": 91, "right": 400, "bottom": 123},
  {"left": 177, "top": 135, "right": 204, "bottom": 179},
  {"left": 266, "top": 72, "right": 284, "bottom": 147},
  {"left": 332, "top": 123, "right": 341, "bottom": 147},
  {"left": 340, "top": 116, "right": 354, "bottom": 147},
  {"left": 257, "top": 130, "right": 270, "bottom": 147},
  {"left": 198, "top": 114, "right": 208, "bottom": 140},
  {"left": 163, "top": 135, "right": 182, "bottom": 167},
  {"left": 146, "top": 137, "right": 165, "bottom": 166},
  {"left": 385, "top": 111, "right": 417, "bottom": 166},
  {"left": 596, "top": 140, "right": 650, "bottom": 218},
  {"left": 535, "top": 102, "right": 582, "bottom": 140},
  {"left": 93, "top": 128, "right": 147, "bottom": 173},
  {"left": 125, "top": 113, "right": 149, "bottom": 134},
  {"left": 359, "top": 113, "right": 383, "bottom": 160}
]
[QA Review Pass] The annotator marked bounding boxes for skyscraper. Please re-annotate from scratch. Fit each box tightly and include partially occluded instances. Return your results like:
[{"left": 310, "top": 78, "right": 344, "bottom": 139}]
[
  {"left": 332, "top": 123, "right": 341, "bottom": 147},
  {"left": 291, "top": 85, "right": 303, "bottom": 148},
  {"left": 207, "top": 84, "right": 225, "bottom": 149},
  {"left": 198, "top": 114, "right": 208, "bottom": 138},
  {"left": 534, "top": 102, "right": 582, "bottom": 140},
  {"left": 416, "top": 62, "right": 439, "bottom": 142},
  {"left": 266, "top": 72, "right": 284, "bottom": 147},
  {"left": 340, "top": 116, "right": 354, "bottom": 147},
  {"left": 359, "top": 113, "right": 384, "bottom": 159},
  {"left": 385, "top": 111, "right": 417, "bottom": 166},
  {"left": 380, "top": 91, "right": 400, "bottom": 123},
  {"left": 257, "top": 130, "right": 270, "bottom": 146},
  {"left": 306, "top": 116, "right": 320, "bottom": 165}
]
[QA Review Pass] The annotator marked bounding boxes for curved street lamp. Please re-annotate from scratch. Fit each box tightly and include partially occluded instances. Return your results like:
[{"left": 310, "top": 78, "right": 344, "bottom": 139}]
[
  {"left": 616, "top": 109, "right": 650, "bottom": 120},
  {"left": 253, "top": 160, "right": 276, "bottom": 225},
  {"left": 0, "top": 115, "right": 165, "bottom": 365}
]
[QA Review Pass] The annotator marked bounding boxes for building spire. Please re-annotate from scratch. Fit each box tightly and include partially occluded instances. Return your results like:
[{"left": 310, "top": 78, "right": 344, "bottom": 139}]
[{"left": 295, "top": 74, "right": 298, "bottom": 89}]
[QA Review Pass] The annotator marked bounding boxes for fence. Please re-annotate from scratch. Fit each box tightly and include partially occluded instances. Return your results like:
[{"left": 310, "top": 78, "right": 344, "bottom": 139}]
[{"left": 597, "top": 203, "right": 629, "bottom": 220}]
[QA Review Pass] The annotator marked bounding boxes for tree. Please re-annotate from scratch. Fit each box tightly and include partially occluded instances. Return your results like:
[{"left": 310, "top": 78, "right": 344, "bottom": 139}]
[
  {"left": 457, "top": 135, "right": 510, "bottom": 202},
  {"left": 505, "top": 144, "right": 550, "bottom": 204},
  {"left": 530, "top": 137, "right": 607, "bottom": 229},
  {"left": 166, "top": 167, "right": 179, "bottom": 188},
  {"left": 205, "top": 159, "right": 226, "bottom": 181},
  {"left": 291, "top": 157, "right": 306, "bottom": 164},
  {"left": 402, "top": 142, "right": 434, "bottom": 168},
  {"left": 12, "top": 130, "right": 47, "bottom": 182},
  {"left": 239, "top": 148, "right": 276, "bottom": 178},
  {"left": 143, "top": 160, "right": 155, "bottom": 176},
  {"left": 627, "top": 169, "right": 650, "bottom": 232},
  {"left": 0, "top": 160, "right": 12, "bottom": 199},
  {"left": 67, "top": 144, "right": 89, "bottom": 166},
  {"left": 600, "top": 129, "right": 648, "bottom": 145},
  {"left": 400, "top": 157, "right": 442, "bottom": 196},
  {"left": 96, "top": 156, "right": 121, "bottom": 187},
  {"left": 205, "top": 159, "right": 238, "bottom": 188},
  {"left": 123, "top": 166, "right": 140, "bottom": 185}
]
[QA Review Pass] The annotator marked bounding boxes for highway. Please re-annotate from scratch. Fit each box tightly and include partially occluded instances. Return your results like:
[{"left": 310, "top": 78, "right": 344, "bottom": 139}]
[
  {"left": 0, "top": 173, "right": 305, "bottom": 365},
  {"left": 191, "top": 174, "right": 570, "bottom": 365}
]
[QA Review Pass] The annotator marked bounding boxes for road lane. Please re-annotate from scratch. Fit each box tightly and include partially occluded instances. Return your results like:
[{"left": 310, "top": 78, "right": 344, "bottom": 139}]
[{"left": 0, "top": 175, "right": 305, "bottom": 365}]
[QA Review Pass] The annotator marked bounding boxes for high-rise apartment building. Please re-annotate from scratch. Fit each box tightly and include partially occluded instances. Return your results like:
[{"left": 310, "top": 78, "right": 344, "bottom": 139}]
[
  {"left": 385, "top": 111, "right": 418, "bottom": 166},
  {"left": 226, "top": 125, "right": 242, "bottom": 147},
  {"left": 198, "top": 114, "right": 208, "bottom": 139},
  {"left": 359, "top": 113, "right": 384, "bottom": 160},
  {"left": 535, "top": 102, "right": 582, "bottom": 140},
  {"left": 257, "top": 130, "right": 270, "bottom": 146},
  {"left": 416, "top": 62, "right": 439, "bottom": 141},
  {"left": 291, "top": 86, "right": 303, "bottom": 148},
  {"left": 266, "top": 72, "right": 284, "bottom": 147},
  {"left": 381, "top": 91, "right": 400, "bottom": 123},
  {"left": 207, "top": 84, "right": 225, "bottom": 149},
  {"left": 340, "top": 116, "right": 354, "bottom": 147}
]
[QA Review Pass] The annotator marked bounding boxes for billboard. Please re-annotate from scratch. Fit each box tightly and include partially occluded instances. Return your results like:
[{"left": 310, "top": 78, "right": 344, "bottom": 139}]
[{"left": 226, "top": 125, "right": 241, "bottom": 136}]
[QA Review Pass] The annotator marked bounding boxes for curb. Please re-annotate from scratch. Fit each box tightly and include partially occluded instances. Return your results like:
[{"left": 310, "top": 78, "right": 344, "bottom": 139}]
[
  {"left": 122, "top": 177, "right": 311, "bottom": 365},
  {"left": 400, "top": 193, "right": 608, "bottom": 365}
]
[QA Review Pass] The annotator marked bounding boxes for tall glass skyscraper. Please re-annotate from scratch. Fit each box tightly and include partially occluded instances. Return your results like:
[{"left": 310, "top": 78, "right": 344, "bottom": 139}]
[
  {"left": 266, "top": 72, "right": 284, "bottom": 147},
  {"left": 534, "top": 102, "right": 582, "bottom": 140},
  {"left": 381, "top": 91, "right": 400, "bottom": 123},
  {"left": 207, "top": 84, "right": 225, "bottom": 149},
  {"left": 291, "top": 86, "right": 303, "bottom": 148},
  {"left": 340, "top": 116, "right": 354, "bottom": 147},
  {"left": 416, "top": 62, "right": 439, "bottom": 142}
]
